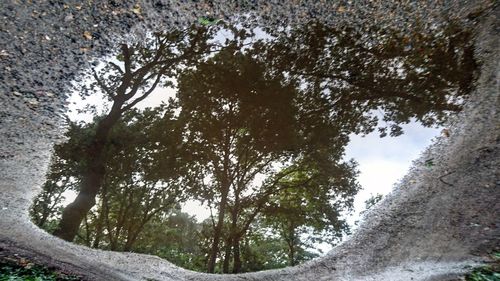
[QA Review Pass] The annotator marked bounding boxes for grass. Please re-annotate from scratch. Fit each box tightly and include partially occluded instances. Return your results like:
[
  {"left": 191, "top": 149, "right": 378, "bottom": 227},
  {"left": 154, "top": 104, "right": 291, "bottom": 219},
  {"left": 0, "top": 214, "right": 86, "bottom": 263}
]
[
  {"left": 465, "top": 253, "right": 500, "bottom": 281},
  {"left": 0, "top": 256, "right": 81, "bottom": 281}
]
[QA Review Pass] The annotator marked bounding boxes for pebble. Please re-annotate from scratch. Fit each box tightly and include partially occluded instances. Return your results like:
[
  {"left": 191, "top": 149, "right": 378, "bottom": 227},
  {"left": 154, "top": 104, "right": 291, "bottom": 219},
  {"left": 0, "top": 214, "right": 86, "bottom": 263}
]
[{"left": 64, "top": 14, "right": 74, "bottom": 22}]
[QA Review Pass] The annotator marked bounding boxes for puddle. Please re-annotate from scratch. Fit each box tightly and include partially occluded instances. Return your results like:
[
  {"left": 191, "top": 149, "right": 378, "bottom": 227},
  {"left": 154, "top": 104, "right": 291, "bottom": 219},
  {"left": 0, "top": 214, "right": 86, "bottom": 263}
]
[{"left": 29, "top": 18, "right": 478, "bottom": 274}]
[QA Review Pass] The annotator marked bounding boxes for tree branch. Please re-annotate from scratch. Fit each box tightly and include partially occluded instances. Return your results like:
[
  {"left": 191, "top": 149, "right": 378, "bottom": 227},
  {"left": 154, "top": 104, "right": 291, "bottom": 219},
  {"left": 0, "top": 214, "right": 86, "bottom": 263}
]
[
  {"left": 92, "top": 69, "right": 115, "bottom": 100},
  {"left": 122, "top": 67, "right": 166, "bottom": 112},
  {"left": 108, "top": 61, "right": 124, "bottom": 75}
]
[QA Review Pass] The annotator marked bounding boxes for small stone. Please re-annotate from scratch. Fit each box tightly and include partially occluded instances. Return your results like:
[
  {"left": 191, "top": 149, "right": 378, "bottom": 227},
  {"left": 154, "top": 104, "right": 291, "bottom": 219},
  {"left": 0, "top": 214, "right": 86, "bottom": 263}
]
[
  {"left": 64, "top": 14, "right": 74, "bottom": 22},
  {"left": 132, "top": 4, "right": 142, "bottom": 16},
  {"left": 441, "top": 128, "right": 450, "bottom": 137},
  {"left": 26, "top": 98, "right": 39, "bottom": 106},
  {"left": 83, "top": 31, "right": 93, "bottom": 40}
]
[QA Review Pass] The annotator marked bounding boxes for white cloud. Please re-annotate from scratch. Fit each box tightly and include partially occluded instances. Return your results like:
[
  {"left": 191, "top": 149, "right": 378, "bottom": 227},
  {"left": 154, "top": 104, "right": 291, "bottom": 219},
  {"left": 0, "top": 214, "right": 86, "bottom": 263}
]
[{"left": 344, "top": 121, "right": 441, "bottom": 226}]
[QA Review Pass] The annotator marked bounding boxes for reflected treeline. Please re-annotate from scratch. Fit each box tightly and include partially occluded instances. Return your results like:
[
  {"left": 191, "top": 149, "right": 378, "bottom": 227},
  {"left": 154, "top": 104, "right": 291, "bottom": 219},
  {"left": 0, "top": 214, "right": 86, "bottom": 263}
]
[{"left": 31, "top": 20, "right": 477, "bottom": 273}]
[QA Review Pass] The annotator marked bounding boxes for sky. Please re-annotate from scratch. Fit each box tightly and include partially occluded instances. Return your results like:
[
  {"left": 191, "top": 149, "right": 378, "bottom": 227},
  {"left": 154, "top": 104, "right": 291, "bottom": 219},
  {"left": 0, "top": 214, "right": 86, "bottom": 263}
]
[
  {"left": 63, "top": 32, "right": 443, "bottom": 248},
  {"left": 176, "top": 121, "right": 441, "bottom": 228},
  {"left": 343, "top": 122, "right": 440, "bottom": 226},
  {"left": 61, "top": 77, "right": 443, "bottom": 258},
  {"left": 65, "top": 85, "right": 441, "bottom": 227},
  {"left": 56, "top": 22, "right": 446, "bottom": 259},
  {"left": 179, "top": 116, "right": 441, "bottom": 255}
]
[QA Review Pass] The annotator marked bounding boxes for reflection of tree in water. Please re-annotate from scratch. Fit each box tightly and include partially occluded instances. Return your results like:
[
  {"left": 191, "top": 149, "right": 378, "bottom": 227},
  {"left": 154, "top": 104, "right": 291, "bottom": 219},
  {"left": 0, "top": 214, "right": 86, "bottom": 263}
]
[
  {"left": 260, "top": 21, "right": 477, "bottom": 136},
  {"left": 51, "top": 25, "right": 218, "bottom": 242},
  {"left": 175, "top": 40, "right": 360, "bottom": 272},
  {"left": 31, "top": 21, "right": 478, "bottom": 273}
]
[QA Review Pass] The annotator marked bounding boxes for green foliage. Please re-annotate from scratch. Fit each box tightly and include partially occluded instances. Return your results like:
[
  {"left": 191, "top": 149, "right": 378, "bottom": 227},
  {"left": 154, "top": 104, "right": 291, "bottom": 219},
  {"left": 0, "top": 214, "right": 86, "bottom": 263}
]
[
  {"left": 261, "top": 159, "right": 359, "bottom": 265},
  {"left": 465, "top": 253, "right": 500, "bottom": 281},
  {"left": 30, "top": 123, "right": 90, "bottom": 232},
  {"left": 0, "top": 259, "right": 80, "bottom": 281},
  {"left": 239, "top": 221, "right": 320, "bottom": 271},
  {"left": 198, "top": 17, "right": 221, "bottom": 26},
  {"left": 30, "top": 20, "right": 478, "bottom": 274},
  {"left": 259, "top": 21, "right": 477, "bottom": 137},
  {"left": 466, "top": 266, "right": 500, "bottom": 281},
  {"left": 132, "top": 210, "right": 206, "bottom": 272},
  {"left": 362, "top": 194, "right": 383, "bottom": 214},
  {"left": 174, "top": 32, "right": 362, "bottom": 272},
  {"left": 238, "top": 228, "right": 289, "bottom": 271},
  {"left": 72, "top": 110, "right": 186, "bottom": 251}
]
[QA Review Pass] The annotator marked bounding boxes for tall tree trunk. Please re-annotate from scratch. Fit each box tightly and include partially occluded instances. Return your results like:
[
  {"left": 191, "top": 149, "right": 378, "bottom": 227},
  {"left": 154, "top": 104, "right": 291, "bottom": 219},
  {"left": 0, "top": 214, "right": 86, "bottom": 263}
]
[
  {"left": 288, "top": 242, "right": 295, "bottom": 266},
  {"left": 207, "top": 134, "right": 232, "bottom": 273},
  {"left": 123, "top": 219, "right": 147, "bottom": 251},
  {"left": 91, "top": 217, "right": 103, "bottom": 248},
  {"left": 222, "top": 235, "right": 232, "bottom": 273},
  {"left": 92, "top": 186, "right": 108, "bottom": 248},
  {"left": 83, "top": 214, "right": 91, "bottom": 247},
  {"left": 207, "top": 185, "right": 229, "bottom": 273},
  {"left": 287, "top": 223, "right": 297, "bottom": 266},
  {"left": 123, "top": 231, "right": 135, "bottom": 252},
  {"left": 230, "top": 193, "right": 241, "bottom": 273},
  {"left": 37, "top": 208, "right": 50, "bottom": 228},
  {"left": 232, "top": 234, "right": 242, "bottom": 273},
  {"left": 53, "top": 106, "right": 123, "bottom": 241}
]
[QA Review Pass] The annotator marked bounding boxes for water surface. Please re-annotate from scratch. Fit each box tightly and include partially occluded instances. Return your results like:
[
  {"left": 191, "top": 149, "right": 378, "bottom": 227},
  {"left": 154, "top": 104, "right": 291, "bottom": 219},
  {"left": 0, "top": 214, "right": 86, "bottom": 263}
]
[{"left": 30, "top": 16, "right": 478, "bottom": 273}]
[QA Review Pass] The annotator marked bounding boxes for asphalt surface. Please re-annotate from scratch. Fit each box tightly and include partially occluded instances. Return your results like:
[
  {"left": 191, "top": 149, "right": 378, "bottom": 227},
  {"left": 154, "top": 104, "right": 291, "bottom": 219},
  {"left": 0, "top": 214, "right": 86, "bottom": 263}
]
[{"left": 0, "top": 1, "right": 498, "bottom": 280}]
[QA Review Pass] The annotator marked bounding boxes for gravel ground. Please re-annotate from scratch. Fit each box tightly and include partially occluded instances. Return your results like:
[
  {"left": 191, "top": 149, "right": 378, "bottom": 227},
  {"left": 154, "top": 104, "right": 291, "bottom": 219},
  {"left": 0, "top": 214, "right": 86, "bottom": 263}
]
[{"left": 0, "top": 1, "right": 498, "bottom": 280}]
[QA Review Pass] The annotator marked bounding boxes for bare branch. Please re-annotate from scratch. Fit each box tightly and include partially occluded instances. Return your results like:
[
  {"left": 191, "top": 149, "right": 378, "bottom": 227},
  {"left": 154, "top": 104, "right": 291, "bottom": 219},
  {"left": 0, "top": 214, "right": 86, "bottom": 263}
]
[
  {"left": 108, "top": 62, "right": 124, "bottom": 75},
  {"left": 121, "top": 44, "right": 133, "bottom": 74},
  {"left": 122, "top": 67, "right": 166, "bottom": 112},
  {"left": 92, "top": 69, "right": 115, "bottom": 100}
]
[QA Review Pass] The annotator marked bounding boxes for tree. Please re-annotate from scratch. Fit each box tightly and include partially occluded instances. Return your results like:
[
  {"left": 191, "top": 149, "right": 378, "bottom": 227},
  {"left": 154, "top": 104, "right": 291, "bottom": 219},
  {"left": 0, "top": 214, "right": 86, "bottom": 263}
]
[
  {"left": 238, "top": 223, "right": 290, "bottom": 272},
  {"left": 262, "top": 159, "right": 359, "bottom": 266},
  {"left": 257, "top": 21, "right": 477, "bottom": 137},
  {"left": 31, "top": 120, "right": 97, "bottom": 232},
  {"left": 125, "top": 209, "right": 206, "bottom": 272},
  {"left": 174, "top": 28, "right": 360, "bottom": 272},
  {"left": 54, "top": 25, "right": 217, "bottom": 241},
  {"left": 33, "top": 107, "right": 206, "bottom": 267},
  {"left": 32, "top": 20, "right": 478, "bottom": 274},
  {"left": 171, "top": 21, "right": 477, "bottom": 272},
  {"left": 174, "top": 44, "right": 297, "bottom": 272},
  {"left": 74, "top": 108, "right": 185, "bottom": 251}
]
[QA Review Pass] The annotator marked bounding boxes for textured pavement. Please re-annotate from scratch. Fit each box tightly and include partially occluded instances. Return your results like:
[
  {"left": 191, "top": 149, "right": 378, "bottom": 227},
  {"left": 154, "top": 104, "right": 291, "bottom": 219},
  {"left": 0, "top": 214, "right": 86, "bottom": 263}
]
[{"left": 0, "top": 1, "right": 498, "bottom": 280}]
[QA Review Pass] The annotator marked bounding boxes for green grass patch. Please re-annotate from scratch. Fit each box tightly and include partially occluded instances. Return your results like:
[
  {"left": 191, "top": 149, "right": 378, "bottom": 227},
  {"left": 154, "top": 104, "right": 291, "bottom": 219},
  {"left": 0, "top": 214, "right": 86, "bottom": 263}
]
[
  {"left": 465, "top": 253, "right": 500, "bottom": 281},
  {"left": 0, "top": 257, "right": 80, "bottom": 281}
]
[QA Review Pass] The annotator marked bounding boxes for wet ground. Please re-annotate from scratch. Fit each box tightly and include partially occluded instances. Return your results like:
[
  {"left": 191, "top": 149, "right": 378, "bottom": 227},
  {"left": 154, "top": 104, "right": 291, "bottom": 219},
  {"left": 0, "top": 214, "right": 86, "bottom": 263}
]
[{"left": 0, "top": 1, "right": 498, "bottom": 280}]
